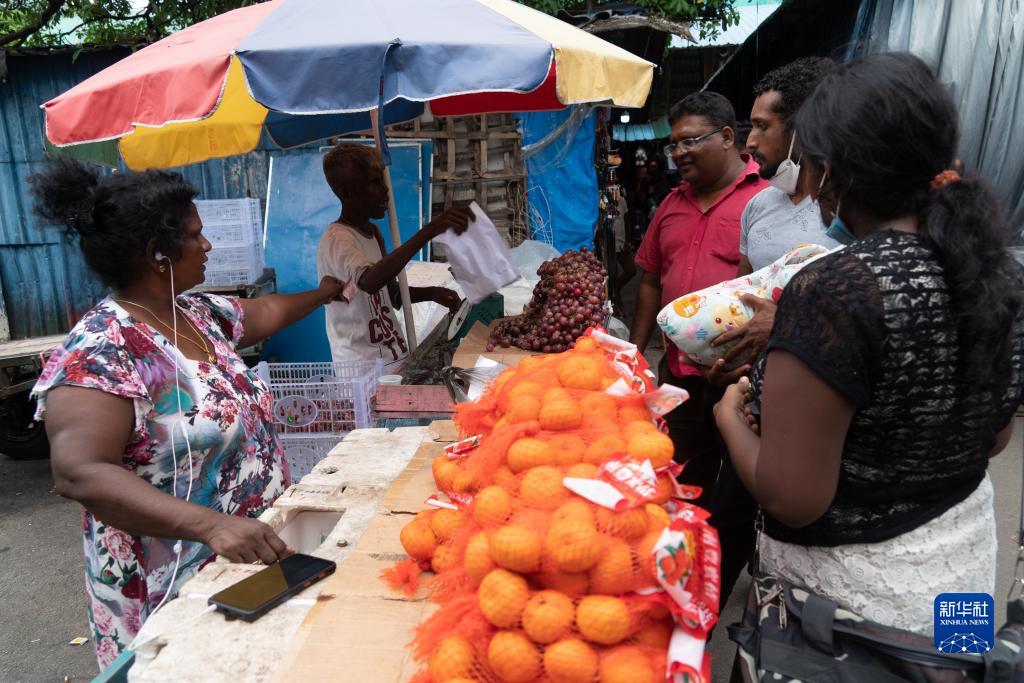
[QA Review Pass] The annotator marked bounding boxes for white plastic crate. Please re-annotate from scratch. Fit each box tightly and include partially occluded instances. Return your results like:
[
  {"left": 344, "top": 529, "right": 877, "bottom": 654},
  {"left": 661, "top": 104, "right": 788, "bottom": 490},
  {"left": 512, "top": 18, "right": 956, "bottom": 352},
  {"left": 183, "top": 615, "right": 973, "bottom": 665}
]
[
  {"left": 204, "top": 243, "right": 263, "bottom": 286},
  {"left": 196, "top": 199, "right": 264, "bottom": 286},
  {"left": 258, "top": 359, "right": 384, "bottom": 436},
  {"left": 278, "top": 433, "right": 343, "bottom": 481},
  {"left": 195, "top": 198, "right": 263, "bottom": 247}
]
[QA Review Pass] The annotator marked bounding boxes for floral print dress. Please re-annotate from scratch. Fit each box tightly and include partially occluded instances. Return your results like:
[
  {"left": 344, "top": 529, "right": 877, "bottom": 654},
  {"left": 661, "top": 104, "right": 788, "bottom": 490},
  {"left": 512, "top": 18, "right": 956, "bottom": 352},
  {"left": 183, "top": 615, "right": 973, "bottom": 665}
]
[{"left": 32, "top": 293, "right": 289, "bottom": 669}]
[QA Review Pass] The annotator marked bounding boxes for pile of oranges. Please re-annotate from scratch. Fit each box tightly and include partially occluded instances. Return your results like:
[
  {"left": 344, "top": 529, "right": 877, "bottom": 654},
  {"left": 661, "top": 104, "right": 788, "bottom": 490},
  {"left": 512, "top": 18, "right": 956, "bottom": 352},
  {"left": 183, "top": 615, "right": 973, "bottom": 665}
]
[{"left": 398, "top": 336, "right": 686, "bottom": 683}]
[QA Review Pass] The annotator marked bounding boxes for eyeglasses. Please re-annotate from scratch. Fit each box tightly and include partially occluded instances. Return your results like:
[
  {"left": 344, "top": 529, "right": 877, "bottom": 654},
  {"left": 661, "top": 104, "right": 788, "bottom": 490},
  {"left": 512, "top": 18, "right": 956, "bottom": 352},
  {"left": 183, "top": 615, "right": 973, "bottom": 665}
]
[{"left": 664, "top": 127, "right": 724, "bottom": 156}]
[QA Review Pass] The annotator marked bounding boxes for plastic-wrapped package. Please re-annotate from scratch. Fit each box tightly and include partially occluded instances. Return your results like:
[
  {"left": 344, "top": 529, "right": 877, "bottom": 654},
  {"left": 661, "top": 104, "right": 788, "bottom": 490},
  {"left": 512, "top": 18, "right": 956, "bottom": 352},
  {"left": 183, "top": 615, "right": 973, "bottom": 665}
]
[
  {"left": 657, "top": 244, "right": 835, "bottom": 368},
  {"left": 508, "top": 240, "right": 562, "bottom": 284}
]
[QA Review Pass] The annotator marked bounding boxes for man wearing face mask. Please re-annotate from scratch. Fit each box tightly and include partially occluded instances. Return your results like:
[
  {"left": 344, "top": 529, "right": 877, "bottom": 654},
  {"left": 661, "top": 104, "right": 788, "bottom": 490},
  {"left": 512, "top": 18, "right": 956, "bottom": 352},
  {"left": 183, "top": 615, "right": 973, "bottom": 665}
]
[
  {"left": 630, "top": 92, "right": 768, "bottom": 505},
  {"left": 704, "top": 58, "right": 839, "bottom": 613},
  {"left": 707, "top": 57, "right": 838, "bottom": 387}
]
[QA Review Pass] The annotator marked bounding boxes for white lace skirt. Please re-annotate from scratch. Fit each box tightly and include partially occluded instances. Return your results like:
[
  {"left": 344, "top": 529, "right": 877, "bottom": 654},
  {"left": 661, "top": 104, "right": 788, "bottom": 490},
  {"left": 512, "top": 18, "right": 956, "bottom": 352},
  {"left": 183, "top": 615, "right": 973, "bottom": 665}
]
[{"left": 760, "top": 474, "right": 996, "bottom": 636}]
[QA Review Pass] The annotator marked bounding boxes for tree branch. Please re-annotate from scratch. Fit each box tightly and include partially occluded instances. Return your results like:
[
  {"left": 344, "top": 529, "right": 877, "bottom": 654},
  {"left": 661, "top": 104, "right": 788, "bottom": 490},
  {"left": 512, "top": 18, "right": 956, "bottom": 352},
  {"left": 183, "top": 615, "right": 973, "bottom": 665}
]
[
  {"left": 51, "top": 6, "right": 151, "bottom": 45},
  {"left": 0, "top": 0, "right": 66, "bottom": 46}
]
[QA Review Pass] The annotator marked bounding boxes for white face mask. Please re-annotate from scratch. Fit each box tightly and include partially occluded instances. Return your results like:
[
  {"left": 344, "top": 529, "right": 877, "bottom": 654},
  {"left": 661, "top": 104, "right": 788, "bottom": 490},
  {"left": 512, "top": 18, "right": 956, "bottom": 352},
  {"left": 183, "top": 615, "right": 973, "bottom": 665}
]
[{"left": 769, "top": 133, "right": 801, "bottom": 195}]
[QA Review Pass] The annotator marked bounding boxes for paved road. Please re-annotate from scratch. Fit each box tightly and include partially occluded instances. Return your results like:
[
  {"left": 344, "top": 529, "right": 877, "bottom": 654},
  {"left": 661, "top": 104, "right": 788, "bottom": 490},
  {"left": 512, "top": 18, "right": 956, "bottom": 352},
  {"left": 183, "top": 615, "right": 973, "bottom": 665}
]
[
  {"left": 1, "top": 417, "right": 1021, "bottom": 683},
  {"left": 0, "top": 455, "right": 95, "bottom": 682}
]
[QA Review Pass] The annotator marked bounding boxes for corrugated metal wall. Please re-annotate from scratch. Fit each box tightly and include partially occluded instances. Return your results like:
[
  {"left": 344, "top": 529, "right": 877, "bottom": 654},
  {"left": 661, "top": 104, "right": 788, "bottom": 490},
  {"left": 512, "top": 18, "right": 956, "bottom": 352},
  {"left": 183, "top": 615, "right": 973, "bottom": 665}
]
[{"left": 0, "top": 50, "right": 281, "bottom": 340}]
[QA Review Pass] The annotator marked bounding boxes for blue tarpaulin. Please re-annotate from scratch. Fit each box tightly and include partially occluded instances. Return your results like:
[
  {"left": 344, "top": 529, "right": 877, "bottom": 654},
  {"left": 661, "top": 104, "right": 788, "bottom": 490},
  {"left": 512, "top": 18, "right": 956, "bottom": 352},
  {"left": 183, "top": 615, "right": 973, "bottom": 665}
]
[{"left": 518, "top": 108, "right": 598, "bottom": 253}]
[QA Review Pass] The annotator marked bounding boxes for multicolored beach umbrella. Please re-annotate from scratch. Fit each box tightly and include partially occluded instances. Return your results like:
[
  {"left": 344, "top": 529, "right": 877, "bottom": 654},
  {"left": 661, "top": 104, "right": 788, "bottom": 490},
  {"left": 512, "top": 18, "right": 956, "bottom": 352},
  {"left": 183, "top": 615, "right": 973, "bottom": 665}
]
[
  {"left": 43, "top": 0, "right": 653, "bottom": 350},
  {"left": 42, "top": 0, "right": 654, "bottom": 171}
]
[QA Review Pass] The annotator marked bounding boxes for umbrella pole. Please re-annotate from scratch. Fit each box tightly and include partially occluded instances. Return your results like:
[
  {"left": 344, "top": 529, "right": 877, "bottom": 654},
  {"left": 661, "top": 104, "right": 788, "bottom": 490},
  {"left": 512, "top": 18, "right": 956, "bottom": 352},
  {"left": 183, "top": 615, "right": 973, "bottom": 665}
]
[{"left": 370, "top": 108, "right": 418, "bottom": 352}]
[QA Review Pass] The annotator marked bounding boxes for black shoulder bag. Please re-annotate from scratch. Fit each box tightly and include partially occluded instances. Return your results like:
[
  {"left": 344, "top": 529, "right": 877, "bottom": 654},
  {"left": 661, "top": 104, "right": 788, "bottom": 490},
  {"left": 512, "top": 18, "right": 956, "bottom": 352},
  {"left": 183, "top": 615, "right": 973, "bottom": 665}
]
[{"left": 729, "top": 476, "right": 1024, "bottom": 683}]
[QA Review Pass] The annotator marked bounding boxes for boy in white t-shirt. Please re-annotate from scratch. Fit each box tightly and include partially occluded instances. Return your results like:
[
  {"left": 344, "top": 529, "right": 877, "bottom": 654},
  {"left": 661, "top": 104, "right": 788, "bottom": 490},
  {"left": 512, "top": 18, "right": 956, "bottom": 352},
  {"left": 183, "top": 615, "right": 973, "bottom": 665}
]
[{"left": 316, "top": 144, "right": 473, "bottom": 369}]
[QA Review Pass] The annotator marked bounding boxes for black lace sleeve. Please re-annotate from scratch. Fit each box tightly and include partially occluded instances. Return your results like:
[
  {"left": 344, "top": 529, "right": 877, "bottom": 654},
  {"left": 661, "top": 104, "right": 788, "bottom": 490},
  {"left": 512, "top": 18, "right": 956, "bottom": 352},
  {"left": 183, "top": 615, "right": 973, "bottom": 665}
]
[{"left": 767, "top": 252, "right": 886, "bottom": 407}]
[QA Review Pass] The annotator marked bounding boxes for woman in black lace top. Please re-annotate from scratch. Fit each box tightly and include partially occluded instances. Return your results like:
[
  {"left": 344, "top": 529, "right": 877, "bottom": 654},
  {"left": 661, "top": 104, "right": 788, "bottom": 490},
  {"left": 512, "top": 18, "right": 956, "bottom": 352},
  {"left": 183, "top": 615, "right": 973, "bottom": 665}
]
[{"left": 714, "top": 52, "right": 1024, "bottom": 634}]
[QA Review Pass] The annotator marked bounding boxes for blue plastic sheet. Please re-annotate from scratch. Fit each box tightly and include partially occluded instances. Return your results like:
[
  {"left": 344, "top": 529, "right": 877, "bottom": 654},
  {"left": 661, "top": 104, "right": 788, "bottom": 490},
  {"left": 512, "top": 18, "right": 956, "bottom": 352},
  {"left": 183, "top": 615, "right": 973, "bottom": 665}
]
[{"left": 518, "top": 108, "right": 598, "bottom": 253}]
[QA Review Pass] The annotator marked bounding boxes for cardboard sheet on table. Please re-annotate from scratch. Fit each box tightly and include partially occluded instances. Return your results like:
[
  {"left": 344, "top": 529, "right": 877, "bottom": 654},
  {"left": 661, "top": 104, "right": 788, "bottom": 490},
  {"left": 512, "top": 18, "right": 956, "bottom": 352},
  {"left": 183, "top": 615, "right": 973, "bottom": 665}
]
[
  {"left": 273, "top": 425, "right": 449, "bottom": 682},
  {"left": 451, "top": 320, "right": 542, "bottom": 369}
]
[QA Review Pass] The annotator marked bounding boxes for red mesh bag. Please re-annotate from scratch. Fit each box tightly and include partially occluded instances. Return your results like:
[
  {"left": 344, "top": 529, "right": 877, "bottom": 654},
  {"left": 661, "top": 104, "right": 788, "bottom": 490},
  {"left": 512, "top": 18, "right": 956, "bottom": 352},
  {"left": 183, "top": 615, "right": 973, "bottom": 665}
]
[{"left": 390, "top": 330, "right": 716, "bottom": 682}]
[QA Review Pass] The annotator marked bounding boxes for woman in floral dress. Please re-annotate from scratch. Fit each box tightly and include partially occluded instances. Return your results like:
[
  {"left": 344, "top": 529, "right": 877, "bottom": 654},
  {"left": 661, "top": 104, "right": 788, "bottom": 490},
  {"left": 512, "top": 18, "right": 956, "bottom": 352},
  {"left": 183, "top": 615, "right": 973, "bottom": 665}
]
[{"left": 29, "top": 158, "right": 347, "bottom": 669}]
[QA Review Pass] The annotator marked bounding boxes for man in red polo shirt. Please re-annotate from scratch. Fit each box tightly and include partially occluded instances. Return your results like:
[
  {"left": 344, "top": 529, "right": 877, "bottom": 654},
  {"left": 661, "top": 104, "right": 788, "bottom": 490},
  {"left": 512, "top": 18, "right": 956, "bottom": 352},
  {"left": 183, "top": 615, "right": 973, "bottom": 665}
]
[{"left": 630, "top": 92, "right": 768, "bottom": 504}]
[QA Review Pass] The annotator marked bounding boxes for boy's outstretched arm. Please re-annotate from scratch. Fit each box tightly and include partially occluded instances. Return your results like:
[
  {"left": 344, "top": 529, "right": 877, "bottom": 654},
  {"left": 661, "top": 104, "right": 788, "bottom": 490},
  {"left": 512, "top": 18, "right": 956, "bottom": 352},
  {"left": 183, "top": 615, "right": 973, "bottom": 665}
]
[{"left": 357, "top": 206, "right": 474, "bottom": 294}]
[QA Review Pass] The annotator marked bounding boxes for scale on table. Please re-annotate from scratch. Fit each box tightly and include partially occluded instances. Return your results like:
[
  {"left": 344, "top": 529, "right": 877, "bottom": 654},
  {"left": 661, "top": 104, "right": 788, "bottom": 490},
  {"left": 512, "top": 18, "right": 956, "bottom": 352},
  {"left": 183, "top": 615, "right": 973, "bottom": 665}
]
[
  {"left": 447, "top": 298, "right": 473, "bottom": 341},
  {"left": 444, "top": 293, "right": 505, "bottom": 345}
]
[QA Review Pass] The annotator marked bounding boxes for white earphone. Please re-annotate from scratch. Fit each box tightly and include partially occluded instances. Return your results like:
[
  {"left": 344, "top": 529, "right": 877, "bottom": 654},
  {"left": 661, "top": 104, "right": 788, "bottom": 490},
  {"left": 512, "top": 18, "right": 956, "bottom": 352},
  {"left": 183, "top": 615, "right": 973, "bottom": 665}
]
[{"left": 129, "top": 243, "right": 194, "bottom": 650}]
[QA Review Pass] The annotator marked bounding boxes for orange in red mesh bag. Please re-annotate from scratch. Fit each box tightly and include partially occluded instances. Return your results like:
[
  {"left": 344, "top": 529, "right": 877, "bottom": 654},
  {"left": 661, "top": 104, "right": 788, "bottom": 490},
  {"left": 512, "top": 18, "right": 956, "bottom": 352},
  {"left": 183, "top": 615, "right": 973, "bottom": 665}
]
[{"left": 391, "top": 328, "right": 722, "bottom": 683}]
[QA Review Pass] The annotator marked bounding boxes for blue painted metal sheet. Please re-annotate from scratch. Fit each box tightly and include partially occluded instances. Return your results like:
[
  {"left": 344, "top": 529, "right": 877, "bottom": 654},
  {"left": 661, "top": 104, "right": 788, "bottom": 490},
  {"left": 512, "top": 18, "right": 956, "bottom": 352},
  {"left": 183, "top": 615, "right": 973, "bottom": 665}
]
[
  {"left": 0, "top": 51, "right": 286, "bottom": 339},
  {"left": 0, "top": 51, "right": 132, "bottom": 338}
]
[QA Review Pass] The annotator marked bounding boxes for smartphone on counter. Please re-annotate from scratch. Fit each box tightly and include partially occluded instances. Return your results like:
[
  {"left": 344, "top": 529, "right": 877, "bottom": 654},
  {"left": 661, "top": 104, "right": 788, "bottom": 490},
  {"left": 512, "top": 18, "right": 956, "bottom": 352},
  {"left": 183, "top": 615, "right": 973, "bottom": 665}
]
[{"left": 209, "top": 553, "right": 336, "bottom": 622}]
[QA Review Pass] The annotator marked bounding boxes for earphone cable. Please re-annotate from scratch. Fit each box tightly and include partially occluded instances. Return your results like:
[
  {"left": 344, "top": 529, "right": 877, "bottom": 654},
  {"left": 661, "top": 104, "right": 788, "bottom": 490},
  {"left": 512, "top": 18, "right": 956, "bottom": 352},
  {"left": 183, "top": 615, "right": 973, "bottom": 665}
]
[{"left": 127, "top": 258, "right": 196, "bottom": 651}]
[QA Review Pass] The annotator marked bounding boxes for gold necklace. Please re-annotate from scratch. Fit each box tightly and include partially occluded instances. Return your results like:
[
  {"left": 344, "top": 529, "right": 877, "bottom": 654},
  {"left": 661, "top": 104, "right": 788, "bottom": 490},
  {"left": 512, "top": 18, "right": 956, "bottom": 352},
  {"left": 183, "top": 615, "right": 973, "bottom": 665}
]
[
  {"left": 175, "top": 308, "right": 215, "bottom": 361},
  {"left": 114, "top": 298, "right": 216, "bottom": 363}
]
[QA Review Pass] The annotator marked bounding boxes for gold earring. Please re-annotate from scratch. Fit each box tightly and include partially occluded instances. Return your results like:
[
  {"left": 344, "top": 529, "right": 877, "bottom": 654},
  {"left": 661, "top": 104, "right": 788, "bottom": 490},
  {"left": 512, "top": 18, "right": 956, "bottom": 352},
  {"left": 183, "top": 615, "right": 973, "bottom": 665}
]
[{"left": 159, "top": 265, "right": 166, "bottom": 273}]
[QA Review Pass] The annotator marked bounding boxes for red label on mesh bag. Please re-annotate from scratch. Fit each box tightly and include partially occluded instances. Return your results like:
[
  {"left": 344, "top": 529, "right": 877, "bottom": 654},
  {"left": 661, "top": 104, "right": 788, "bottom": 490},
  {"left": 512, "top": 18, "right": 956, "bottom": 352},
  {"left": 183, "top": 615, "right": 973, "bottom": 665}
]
[
  {"left": 424, "top": 491, "right": 474, "bottom": 510},
  {"left": 667, "top": 632, "right": 712, "bottom": 683},
  {"left": 654, "top": 462, "right": 702, "bottom": 502},
  {"left": 597, "top": 458, "right": 659, "bottom": 509},
  {"left": 444, "top": 434, "right": 482, "bottom": 459},
  {"left": 584, "top": 326, "right": 658, "bottom": 394},
  {"left": 653, "top": 503, "right": 721, "bottom": 637}
]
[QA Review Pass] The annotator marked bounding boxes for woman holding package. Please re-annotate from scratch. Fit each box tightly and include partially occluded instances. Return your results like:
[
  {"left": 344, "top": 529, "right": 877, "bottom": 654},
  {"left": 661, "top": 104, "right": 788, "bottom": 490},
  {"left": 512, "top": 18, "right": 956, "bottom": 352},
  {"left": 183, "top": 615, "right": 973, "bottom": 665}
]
[
  {"left": 30, "top": 158, "right": 346, "bottom": 668},
  {"left": 714, "top": 52, "right": 1024, "bottom": 635}
]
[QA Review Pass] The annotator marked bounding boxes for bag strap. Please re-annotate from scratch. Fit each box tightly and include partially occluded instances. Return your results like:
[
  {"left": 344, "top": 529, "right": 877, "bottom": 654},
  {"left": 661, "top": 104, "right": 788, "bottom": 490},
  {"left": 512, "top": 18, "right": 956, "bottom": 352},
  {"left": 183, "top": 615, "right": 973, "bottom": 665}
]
[
  {"left": 836, "top": 625, "right": 985, "bottom": 671},
  {"left": 800, "top": 592, "right": 837, "bottom": 654},
  {"left": 753, "top": 508, "right": 764, "bottom": 575},
  {"left": 1008, "top": 429, "right": 1024, "bottom": 616}
]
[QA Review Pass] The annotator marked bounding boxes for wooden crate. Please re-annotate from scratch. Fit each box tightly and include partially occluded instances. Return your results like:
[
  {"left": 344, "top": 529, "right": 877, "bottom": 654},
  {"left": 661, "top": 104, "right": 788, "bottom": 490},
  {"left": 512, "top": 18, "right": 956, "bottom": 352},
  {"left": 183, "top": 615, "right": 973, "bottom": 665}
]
[
  {"left": 386, "top": 114, "right": 529, "bottom": 246},
  {"left": 374, "top": 384, "right": 454, "bottom": 420}
]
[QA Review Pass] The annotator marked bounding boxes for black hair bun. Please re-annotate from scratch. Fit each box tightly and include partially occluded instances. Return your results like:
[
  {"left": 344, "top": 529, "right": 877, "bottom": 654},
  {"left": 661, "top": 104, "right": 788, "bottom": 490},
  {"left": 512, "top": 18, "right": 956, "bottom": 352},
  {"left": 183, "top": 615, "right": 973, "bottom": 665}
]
[{"left": 30, "top": 155, "right": 101, "bottom": 237}]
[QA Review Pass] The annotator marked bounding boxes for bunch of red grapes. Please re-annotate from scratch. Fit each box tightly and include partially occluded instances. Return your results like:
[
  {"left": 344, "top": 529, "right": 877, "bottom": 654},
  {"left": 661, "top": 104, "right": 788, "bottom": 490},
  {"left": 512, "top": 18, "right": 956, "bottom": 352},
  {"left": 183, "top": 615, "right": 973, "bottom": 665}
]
[{"left": 487, "top": 248, "right": 608, "bottom": 353}]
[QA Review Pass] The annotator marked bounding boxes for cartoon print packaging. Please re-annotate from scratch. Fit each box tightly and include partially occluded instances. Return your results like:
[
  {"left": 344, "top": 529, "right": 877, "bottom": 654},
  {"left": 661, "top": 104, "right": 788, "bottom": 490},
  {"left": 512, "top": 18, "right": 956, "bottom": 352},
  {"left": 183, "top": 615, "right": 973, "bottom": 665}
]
[{"left": 657, "top": 244, "right": 835, "bottom": 367}]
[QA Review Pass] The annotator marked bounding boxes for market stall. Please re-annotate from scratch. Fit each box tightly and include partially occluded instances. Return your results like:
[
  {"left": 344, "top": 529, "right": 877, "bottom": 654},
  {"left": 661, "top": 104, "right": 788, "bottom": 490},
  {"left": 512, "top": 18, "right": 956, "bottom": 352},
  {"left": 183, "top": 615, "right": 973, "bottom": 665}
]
[
  {"left": 125, "top": 327, "right": 716, "bottom": 683},
  {"left": 42, "top": 0, "right": 653, "bottom": 354},
  {"left": 120, "top": 423, "right": 454, "bottom": 682},
  {"left": 40, "top": 3, "right": 657, "bottom": 680}
]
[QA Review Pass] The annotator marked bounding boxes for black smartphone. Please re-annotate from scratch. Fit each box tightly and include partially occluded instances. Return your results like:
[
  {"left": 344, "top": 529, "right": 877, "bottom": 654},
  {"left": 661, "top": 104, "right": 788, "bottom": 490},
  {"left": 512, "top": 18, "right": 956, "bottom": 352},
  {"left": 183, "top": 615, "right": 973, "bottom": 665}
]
[{"left": 208, "top": 553, "right": 336, "bottom": 621}]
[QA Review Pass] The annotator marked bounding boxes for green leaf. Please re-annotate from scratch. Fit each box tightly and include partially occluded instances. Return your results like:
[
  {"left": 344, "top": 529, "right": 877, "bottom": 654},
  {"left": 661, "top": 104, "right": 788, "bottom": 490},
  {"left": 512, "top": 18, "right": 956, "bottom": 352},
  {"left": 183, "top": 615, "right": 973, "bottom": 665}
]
[{"left": 4, "top": 0, "right": 739, "bottom": 49}]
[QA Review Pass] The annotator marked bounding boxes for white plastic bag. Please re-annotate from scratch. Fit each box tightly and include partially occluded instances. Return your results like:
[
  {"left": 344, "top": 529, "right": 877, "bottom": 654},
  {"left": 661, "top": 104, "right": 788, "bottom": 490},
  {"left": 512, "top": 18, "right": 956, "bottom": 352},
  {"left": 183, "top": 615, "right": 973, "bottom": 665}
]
[
  {"left": 508, "top": 239, "right": 561, "bottom": 283},
  {"left": 432, "top": 202, "right": 520, "bottom": 304}
]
